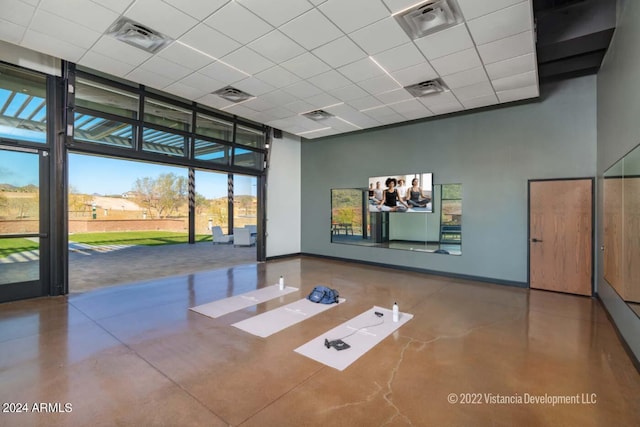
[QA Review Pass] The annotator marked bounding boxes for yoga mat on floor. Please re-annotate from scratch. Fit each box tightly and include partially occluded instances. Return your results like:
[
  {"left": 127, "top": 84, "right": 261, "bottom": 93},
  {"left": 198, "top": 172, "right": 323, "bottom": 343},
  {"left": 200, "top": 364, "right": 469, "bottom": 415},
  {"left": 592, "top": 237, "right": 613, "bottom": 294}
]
[
  {"left": 190, "top": 284, "right": 298, "bottom": 318},
  {"left": 232, "top": 298, "right": 346, "bottom": 338},
  {"left": 294, "top": 306, "right": 413, "bottom": 371}
]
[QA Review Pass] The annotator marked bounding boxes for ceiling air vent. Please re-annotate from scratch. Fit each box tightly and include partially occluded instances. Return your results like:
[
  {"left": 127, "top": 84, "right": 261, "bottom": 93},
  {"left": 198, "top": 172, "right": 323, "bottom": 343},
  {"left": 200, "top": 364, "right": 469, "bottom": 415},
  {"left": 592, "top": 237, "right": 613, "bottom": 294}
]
[
  {"left": 394, "top": 0, "right": 462, "bottom": 40},
  {"left": 106, "top": 17, "right": 173, "bottom": 54},
  {"left": 404, "top": 79, "right": 448, "bottom": 97},
  {"left": 212, "top": 86, "right": 254, "bottom": 103},
  {"left": 302, "top": 110, "right": 334, "bottom": 121}
]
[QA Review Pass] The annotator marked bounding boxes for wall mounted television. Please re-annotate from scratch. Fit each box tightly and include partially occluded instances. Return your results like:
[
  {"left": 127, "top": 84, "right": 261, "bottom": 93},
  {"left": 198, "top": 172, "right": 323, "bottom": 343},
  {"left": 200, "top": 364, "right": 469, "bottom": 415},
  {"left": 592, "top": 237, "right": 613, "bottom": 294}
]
[{"left": 368, "top": 173, "right": 433, "bottom": 213}]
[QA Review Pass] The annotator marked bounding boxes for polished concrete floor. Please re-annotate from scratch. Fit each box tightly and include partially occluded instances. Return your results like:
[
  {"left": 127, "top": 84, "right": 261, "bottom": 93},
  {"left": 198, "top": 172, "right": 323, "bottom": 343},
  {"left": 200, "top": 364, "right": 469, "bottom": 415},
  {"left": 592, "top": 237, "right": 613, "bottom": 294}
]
[{"left": 0, "top": 256, "right": 639, "bottom": 426}]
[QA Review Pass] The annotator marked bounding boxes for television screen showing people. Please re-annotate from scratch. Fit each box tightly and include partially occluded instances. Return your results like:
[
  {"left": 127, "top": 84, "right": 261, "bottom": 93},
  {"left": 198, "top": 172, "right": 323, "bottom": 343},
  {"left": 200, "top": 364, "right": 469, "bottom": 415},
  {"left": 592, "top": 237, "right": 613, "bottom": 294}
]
[{"left": 368, "top": 173, "right": 433, "bottom": 213}]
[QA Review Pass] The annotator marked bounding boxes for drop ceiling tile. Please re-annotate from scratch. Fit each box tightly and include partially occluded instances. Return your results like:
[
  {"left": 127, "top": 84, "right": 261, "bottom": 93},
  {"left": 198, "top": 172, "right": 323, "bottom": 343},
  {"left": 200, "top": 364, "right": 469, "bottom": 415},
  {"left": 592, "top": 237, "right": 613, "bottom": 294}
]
[
  {"left": 325, "top": 104, "right": 380, "bottom": 128},
  {"left": 281, "top": 52, "right": 331, "bottom": 79},
  {"left": 30, "top": 10, "right": 101, "bottom": 49},
  {"left": 159, "top": 42, "right": 215, "bottom": 71},
  {"left": 39, "top": 0, "right": 118, "bottom": 32},
  {"left": 467, "top": 2, "right": 532, "bottom": 45},
  {"left": 139, "top": 56, "right": 194, "bottom": 81},
  {"left": 312, "top": 37, "right": 367, "bottom": 69},
  {"left": 390, "top": 62, "right": 439, "bottom": 86},
  {"left": 497, "top": 84, "right": 539, "bottom": 103},
  {"left": 485, "top": 52, "right": 536, "bottom": 80},
  {"left": 363, "top": 105, "right": 403, "bottom": 121},
  {"left": 457, "top": 0, "right": 524, "bottom": 20},
  {"left": 179, "top": 72, "right": 227, "bottom": 93},
  {"left": 309, "top": 0, "right": 328, "bottom": 5},
  {"left": 4, "top": 0, "right": 35, "bottom": 26},
  {"left": 477, "top": 30, "right": 534, "bottom": 64},
  {"left": 241, "top": 97, "right": 276, "bottom": 112},
  {"left": 283, "top": 99, "right": 316, "bottom": 113},
  {"left": 126, "top": 68, "right": 174, "bottom": 90},
  {"left": 204, "top": 1, "right": 272, "bottom": 45},
  {"left": 179, "top": 25, "right": 241, "bottom": 60},
  {"left": 248, "top": 30, "right": 305, "bottom": 64},
  {"left": 382, "top": 0, "right": 423, "bottom": 14},
  {"left": 90, "top": 0, "right": 133, "bottom": 14},
  {"left": 197, "top": 93, "right": 235, "bottom": 110},
  {"left": 283, "top": 80, "right": 323, "bottom": 98},
  {"left": 125, "top": 0, "right": 198, "bottom": 39},
  {"left": 221, "top": 103, "right": 259, "bottom": 118},
  {"left": 414, "top": 23, "right": 475, "bottom": 60},
  {"left": 417, "top": 91, "right": 459, "bottom": 108},
  {"left": 492, "top": 70, "right": 537, "bottom": 92},
  {"left": 220, "top": 47, "right": 274, "bottom": 75},
  {"left": 92, "top": 36, "right": 153, "bottom": 66},
  {"left": 358, "top": 74, "right": 401, "bottom": 95},
  {"left": 319, "top": 0, "right": 389, "bottom": 33},
  {"left": 307, "top": 70, "right": 352, "bottom": 91},
  {"left": 262, "top": 106, "right": 296, "bottom": 120},
  {"left": 452, "top": 81, "right": 495, "bottom": 101},
  {"left": 328, "top": 84, "right": 369, "bottom": 102},
  {"left": 255, "top": 66, "right": 301, "bottom": 88},
  {"left": 164, "top": 82, "right": 210, "bottom": 100},
  {"left": 21, "top": 29, "right": 86, "bottom": 62},
  {"left": 163, "top": 0, "right": 230, "bottom": 20},
  {"left": 372, "top": 43, "right": 426, "bottom": 72},
  {"left": 0, "top": 20, "right": 26, "bottom": 44},
  {"left": 78, "top": 51, "right": 136, "bottom": 77},
  {"left": 260, "top": 90, "right": 299, "bottom": 106},
  {"left": 349, "top": 17, "right": 410, "bottom": 55},
  {"left": 199, "top": 61, "right": 248, "bottom": 85},
  {"left": 279, "top": 9, "right": 343, "bottom": 51},
  {"left": 430, "top": 48, "right": 482, "bottom": 76},
  {"left": 305, "top": 92, "right": 342, "bottom": 108},
  {"left": 234, "top": 77, "right": 276, "bottom": 96},
  {"left": 337, "top": 58, "right": 384, "bottom": 82},
  {"left": 460, "top": 93, "right": 499, "bottom": 109},
  {"left": 322, "top": 116, "right": 361, "bottom": 132},
  {"left": 348, "top": 95, "right": 384, "bottom": 111},
  {"left": 442, "top": 67, "right": 489, "bottom": 89},
  {"left": 428, "top": 101, "right": 464, "bottom": 115},
  {"left": 376, "top": 88, "right": 414, "bottom": 104},
  {"left": 237, "top": 0, "right": 313, "bottom": 27}
]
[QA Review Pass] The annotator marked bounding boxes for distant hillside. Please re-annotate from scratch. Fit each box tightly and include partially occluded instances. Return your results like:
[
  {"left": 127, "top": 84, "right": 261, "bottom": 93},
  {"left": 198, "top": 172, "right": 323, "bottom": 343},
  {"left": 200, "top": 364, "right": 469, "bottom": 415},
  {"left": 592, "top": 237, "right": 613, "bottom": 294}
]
[{"left": 0, "top": 183, "right": 38, "bottom": 192}]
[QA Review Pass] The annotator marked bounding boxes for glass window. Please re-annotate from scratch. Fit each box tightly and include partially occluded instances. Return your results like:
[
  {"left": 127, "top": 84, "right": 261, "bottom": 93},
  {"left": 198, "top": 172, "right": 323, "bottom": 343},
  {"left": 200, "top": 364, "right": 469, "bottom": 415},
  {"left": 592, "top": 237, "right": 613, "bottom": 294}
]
[
  {"left": 75, "top": 78, "right": 138, "bottom": 119},
  {"left": 0, "top": 64, "right": 47, "bottom": 144},
  {"left": 194, "top": 139, "right": 230, "bottom": 164},
  {"left": 74, "top": 112, "right": 134, "bottom": 149},
  {"left": 144, "top": 98, "right": 191, "bottom": 132},
  {"left": 196, "top": 114, "right": 232, "bottom": 141},
  {"left": 233, "top": 147, "right": 263, "bottom": 170},
  {"left": 195, "top": 170, "right": 229, "bottom": 236},
  {"left": 233, "top": 174, "right": 257, "bottom": 232},
  {"left": 142, "top": 127, "right": 187, "bottom": 157},
  {"left": 236, "top": 125, "right": 264, "bottom": 148}
]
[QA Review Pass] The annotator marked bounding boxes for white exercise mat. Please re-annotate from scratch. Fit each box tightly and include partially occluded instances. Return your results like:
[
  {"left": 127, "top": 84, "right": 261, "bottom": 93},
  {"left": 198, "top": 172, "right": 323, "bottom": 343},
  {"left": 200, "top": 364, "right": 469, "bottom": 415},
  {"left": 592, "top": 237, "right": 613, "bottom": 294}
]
[
  {"left": 294, "top": 306, "right": 413, "bottom": 371},
  {"left": 232, "top": 298, "right": 346, "bottom": 338},
  {"left": 190, "top": 284, "right": 298, "bottom": 318}
]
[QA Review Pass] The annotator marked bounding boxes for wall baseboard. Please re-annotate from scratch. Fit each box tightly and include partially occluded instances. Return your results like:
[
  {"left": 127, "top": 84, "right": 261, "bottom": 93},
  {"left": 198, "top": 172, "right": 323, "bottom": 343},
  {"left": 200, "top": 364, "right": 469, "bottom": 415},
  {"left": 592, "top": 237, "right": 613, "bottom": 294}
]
[
  {"left": 266, "top": 252, "right": 302, "bottom": 261},
  {"left": 596, "top": 293, "right": 640, "bottom": 373}
]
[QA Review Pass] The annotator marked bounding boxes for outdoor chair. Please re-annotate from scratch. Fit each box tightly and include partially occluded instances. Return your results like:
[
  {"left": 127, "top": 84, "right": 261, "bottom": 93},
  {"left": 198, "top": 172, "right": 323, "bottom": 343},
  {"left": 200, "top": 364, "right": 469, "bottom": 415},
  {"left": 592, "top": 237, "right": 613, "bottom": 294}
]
[
  {"left": 212, "top": 226, "right": 233, "bottom": 244},
  {"left": 233, "top": 227, "right": 256, "bottom": 246}
]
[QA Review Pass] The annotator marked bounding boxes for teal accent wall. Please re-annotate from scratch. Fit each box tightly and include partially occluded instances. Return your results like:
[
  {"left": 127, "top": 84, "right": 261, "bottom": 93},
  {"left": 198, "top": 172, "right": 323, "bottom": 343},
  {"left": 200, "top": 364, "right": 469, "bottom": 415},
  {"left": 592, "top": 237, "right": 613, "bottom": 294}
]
[
  {"left": 301, "top": 75, "right": 597, "bottom": 284},
  {"left": 596, "top": 0, "right": 640, "bottom": 362}
]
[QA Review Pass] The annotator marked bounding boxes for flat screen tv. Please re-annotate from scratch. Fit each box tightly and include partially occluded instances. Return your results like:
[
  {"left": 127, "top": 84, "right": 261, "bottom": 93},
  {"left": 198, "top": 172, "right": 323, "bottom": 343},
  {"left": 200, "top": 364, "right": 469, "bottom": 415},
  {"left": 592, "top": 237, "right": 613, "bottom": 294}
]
[{"left": 368, "top": 173, "right": 433, "bottom": 213}]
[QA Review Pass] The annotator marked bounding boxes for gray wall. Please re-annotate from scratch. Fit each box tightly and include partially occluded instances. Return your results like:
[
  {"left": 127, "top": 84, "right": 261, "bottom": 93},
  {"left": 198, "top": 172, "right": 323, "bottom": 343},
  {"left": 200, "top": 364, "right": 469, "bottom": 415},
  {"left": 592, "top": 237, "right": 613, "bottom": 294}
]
[
  {"left": 596, "top": 0, "right": 640, "bottom": 361},
  {"left": 301, "top": 75, "right": 597, "bottom": 284}
]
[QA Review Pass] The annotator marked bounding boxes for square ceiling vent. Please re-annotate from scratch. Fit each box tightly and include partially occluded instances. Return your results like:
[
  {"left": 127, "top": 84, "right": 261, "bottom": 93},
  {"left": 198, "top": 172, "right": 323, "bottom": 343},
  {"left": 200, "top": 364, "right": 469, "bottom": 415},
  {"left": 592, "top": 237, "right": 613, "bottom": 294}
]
[
  {"left": 395, "top": 0, "right": 463, "bottom": 40},
  {"left": 404, "top": 79, "right": 448, "bottom": 97},
  {"left": 106, "top": 17, "right": 173, "bottom": 54},
  {"left": 302, "top": 110, "right": 334, "bottom": 121},
  {"left": 212, "top": 86, "right": 254, "bottom": 103}
]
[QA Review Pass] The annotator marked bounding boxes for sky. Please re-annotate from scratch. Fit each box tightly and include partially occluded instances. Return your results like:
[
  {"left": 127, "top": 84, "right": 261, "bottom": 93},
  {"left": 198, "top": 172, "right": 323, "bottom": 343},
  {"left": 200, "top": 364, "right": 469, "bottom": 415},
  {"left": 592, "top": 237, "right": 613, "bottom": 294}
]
[
  {"left": 68, "top": 154, "right": 256, "bottom": 199},
  {"left": 0, "top": 149, "right": 39, "bottom": 187}
]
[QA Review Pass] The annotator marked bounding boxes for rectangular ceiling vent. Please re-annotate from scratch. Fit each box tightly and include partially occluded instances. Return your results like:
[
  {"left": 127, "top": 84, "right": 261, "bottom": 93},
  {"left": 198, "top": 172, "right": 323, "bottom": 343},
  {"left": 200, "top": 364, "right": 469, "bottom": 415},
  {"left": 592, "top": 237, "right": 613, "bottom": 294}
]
[
  {"left": 404, "top": 79, "right": 448, "bottom": 97},
  {"left": 212, "top": 86, "right": 254, "bottom": 103},
  {"left": 106, "top": 17, "right": 173, "bottom": 54},
  {"left": 394, "top": 0, "right": 462, "bottom": 40},
  {"left": 302, "top": 110, "right": 334, "bottom": 121}
]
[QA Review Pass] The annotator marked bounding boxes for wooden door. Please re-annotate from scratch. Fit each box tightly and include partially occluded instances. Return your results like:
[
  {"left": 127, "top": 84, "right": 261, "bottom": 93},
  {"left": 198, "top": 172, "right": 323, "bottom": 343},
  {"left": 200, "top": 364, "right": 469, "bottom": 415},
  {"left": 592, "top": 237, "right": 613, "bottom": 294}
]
[{"left": 529, "top": 179, "right": 593, "bottom": 296}]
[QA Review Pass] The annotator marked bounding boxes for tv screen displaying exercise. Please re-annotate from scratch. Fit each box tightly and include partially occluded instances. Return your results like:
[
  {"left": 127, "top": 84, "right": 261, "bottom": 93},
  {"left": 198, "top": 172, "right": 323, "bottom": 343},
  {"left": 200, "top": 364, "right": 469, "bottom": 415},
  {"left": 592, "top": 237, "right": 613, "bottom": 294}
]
[{"left": 368, "top": 173, "right": 433, "bottom": 213}]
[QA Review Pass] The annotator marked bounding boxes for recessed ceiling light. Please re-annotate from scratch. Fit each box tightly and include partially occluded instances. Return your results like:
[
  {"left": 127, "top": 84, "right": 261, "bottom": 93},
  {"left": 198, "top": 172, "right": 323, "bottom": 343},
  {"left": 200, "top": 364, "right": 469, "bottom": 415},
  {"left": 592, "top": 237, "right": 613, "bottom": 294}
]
[
  {"left": 394, "top": 0, "right": 462, "bottom": 40},
  {"left": 212, "top": 86, "right": 254, "bottom": 103},
  {"left": 105, "top": 17, "right": 173, "bottom": 54},
  {"left": 302, "top": 110, "right": 335, "bottom": 121},
  {"left": 404, "top": 79, "right": 448, "bottom": 97}
]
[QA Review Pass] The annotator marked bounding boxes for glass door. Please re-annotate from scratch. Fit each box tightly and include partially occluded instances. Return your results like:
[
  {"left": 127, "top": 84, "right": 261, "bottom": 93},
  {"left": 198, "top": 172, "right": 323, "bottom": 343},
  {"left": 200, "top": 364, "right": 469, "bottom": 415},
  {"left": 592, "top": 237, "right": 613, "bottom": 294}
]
[{"left": 0, "top": 145, "right": 48, "bottom": 302}]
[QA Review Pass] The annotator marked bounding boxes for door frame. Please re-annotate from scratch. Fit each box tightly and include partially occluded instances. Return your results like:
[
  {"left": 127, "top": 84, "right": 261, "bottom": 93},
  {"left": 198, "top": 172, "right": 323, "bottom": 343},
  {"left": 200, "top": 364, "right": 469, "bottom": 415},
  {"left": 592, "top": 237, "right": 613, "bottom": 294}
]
[{"left": 527, "top": 177, "right": 595, "bottom": 295}]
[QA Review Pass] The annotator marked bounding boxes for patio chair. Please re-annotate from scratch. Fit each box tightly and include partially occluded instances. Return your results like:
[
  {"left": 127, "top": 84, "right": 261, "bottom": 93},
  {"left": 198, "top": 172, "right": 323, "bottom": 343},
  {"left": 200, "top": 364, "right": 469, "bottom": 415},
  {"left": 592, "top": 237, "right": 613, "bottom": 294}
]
[
  {"left": 212, "top": 226, "right": 233, "bottom": 244},
  {"left": 233, "top": 227, "right": 256, "bottom": 247}
]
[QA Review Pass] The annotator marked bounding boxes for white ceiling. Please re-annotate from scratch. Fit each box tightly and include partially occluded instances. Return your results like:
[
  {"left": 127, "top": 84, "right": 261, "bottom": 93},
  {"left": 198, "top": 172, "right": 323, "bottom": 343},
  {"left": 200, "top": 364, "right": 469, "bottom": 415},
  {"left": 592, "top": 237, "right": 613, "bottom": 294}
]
[{"left": 1, "top": 0, "right": 539, "bottom": 139}]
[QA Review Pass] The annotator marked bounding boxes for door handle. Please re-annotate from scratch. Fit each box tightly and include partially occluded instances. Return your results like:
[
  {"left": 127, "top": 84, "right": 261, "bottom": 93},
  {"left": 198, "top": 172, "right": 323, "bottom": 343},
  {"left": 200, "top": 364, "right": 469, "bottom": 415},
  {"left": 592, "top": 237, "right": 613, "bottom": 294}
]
[{"left": 531, "top": 238, "right": 543, "bottom": 243}]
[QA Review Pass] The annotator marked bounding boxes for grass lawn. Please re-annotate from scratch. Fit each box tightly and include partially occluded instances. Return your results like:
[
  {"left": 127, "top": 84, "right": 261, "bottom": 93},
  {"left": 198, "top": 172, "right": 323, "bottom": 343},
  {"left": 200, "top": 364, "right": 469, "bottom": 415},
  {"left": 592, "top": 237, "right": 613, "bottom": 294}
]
[
  {"left": 0, "top": 238, "right": 40, "bottom": 259},
  {"left": 69, "top": 231, "right": 211, "bottom": 246}
]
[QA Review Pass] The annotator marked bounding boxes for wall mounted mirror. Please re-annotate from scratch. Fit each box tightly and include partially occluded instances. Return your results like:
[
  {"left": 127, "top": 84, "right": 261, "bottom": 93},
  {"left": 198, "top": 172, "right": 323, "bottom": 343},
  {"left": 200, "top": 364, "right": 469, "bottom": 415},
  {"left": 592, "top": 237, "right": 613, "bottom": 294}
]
[
  {"left": 331, "top": 184, "right": 462, "bottom": 255},
  {"left": 603, "top": 143, "right": 640, "bottom": 317}
]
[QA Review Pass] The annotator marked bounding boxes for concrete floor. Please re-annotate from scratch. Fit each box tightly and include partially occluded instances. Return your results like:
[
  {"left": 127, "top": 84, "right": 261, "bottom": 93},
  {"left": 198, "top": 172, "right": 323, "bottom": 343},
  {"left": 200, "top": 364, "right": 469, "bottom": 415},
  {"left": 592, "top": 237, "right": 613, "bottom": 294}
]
[{"left": 0, "top": 256, "right": 638, "bottom": 426}]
